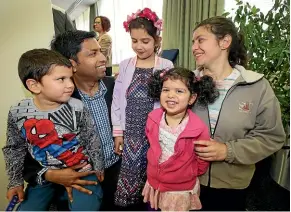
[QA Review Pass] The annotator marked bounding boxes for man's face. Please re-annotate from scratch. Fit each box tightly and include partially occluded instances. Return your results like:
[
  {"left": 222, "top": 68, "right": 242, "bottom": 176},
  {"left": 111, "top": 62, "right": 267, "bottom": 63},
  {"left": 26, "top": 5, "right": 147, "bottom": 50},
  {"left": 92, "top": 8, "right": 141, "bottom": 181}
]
[{"left": 75, "top": 38, "right": 106, "bottom": 80}]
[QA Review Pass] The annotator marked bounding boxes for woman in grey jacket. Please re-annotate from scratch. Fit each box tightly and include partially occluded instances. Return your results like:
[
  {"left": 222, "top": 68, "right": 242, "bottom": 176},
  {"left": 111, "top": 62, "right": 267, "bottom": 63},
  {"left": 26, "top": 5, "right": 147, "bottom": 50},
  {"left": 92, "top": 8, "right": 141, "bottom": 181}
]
[{"left": 192, "top": 16, "right": 286, "bottom": 211}]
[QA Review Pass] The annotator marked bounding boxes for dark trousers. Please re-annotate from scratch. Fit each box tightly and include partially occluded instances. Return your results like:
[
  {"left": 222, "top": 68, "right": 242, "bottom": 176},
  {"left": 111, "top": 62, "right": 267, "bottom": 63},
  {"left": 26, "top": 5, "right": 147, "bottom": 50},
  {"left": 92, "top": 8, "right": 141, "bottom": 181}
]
[
  {"left": 100, "top": 159, "right": 122, "bottom": 211},
  {"left": 199, "top": 185, "right": 247, "bottom": 211},
  {"left": 106, "top": 67, "right": 112, "bottom": 76},
  {"left": 115, "top": 202, "right": 148, "bottom": 211},
  {"left": 17, "top": 175, "right": 102, "bottom": 211}
]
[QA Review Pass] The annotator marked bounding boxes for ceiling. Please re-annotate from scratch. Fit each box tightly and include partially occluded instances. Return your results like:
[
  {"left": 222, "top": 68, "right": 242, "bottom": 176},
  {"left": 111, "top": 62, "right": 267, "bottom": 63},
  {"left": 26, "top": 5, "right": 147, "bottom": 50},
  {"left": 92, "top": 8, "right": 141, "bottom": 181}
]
[{"left": 51, "top": 0, "right": 97, "bottom": 20}]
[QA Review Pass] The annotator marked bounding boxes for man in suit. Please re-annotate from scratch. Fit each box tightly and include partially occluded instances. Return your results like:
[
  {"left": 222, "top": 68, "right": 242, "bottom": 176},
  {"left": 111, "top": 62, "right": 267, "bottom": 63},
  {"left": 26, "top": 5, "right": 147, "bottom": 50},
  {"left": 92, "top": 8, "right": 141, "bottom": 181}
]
[{"left": 23, "top": 30, "right": 121, "bottom": 211}]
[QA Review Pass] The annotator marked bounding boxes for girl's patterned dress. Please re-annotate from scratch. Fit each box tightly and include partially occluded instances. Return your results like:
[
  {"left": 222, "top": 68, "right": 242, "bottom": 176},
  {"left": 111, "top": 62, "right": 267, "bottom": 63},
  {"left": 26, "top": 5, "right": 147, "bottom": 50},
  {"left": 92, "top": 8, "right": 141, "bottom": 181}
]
[{"left": 114, "top": 67, "right": 154, "bottom": 207}]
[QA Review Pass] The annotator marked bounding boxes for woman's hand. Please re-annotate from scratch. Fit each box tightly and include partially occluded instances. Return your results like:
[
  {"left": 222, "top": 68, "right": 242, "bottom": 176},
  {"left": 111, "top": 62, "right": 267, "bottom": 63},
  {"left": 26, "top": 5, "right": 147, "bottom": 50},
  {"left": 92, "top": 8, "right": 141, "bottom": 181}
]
[{"left": 195, "top": 139, "right": 227, "bottom": 161}]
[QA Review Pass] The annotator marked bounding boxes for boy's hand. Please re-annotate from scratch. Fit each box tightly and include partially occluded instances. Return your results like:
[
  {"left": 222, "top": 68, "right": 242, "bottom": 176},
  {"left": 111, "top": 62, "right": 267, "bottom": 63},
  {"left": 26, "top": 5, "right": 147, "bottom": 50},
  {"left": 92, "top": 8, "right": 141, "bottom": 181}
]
[
  {"left": 96, "top": 172, "right": 104, "bottom": 182},
  {"left": 7, "top": 185, "right": 24, "bottom": 202},
  {"left": 114, "top": 136, "right": 124, "bottom": 155}
]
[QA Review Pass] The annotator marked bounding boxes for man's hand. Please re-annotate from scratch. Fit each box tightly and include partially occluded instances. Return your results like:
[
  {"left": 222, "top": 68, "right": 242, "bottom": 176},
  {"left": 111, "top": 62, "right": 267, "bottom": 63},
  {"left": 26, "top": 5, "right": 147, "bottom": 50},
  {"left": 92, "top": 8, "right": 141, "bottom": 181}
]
[
  {"left": 96, "top": 172, "right": 104, "bottom": 182},
  {"left": 6, "top": 185, "right": 24, "bottom": 202},
  {"left": 114, "top": 136, "right": 124, "bottom": 155},
  {"left": 44, "top": 163, "right": 98, "bottom": 202},
  {"left": 44, "top": 163, "right": 97, "bottom": 194}
]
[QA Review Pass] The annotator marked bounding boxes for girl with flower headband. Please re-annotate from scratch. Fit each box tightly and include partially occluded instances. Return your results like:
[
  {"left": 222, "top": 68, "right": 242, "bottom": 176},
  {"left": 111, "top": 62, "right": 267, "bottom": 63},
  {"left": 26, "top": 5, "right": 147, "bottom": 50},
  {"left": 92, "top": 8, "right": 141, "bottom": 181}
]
[
  {"left": 111, "top": 8, "right": 173, "bottom": 209},
  {"left": 142, "top": 67, "right": 218, "bottom": 211}
]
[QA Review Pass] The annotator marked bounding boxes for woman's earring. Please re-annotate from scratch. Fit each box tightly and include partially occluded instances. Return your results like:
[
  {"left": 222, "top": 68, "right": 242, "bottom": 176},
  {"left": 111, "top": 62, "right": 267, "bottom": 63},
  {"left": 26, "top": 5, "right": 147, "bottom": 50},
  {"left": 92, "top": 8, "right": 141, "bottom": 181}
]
[{"left": 73, "top": 67, "right": 77, "bottom": 73}]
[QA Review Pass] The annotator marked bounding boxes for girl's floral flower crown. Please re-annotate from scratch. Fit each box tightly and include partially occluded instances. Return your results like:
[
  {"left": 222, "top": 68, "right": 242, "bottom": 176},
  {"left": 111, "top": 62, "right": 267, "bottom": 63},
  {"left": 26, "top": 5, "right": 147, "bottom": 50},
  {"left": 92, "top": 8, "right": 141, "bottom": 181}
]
[{"left": 123, "top": 8, "right": 163, "bottom": 35}]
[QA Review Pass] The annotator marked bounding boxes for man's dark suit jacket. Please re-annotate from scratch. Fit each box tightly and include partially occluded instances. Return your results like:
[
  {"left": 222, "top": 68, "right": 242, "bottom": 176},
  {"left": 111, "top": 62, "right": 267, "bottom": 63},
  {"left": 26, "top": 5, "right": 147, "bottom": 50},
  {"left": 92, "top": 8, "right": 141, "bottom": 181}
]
[{"left": 23, "top": 77, "right": 115, "bottom": 185}]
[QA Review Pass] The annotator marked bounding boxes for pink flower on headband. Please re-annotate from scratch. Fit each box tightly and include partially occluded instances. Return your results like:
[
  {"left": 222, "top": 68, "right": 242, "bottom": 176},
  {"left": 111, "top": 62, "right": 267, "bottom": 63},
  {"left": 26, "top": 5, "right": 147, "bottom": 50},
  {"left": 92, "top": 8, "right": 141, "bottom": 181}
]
[
  {"left": 154, "top": 19, "right": 163, "bottom": 31},
  {"left": 140, "top": 8, "right": 157, "bottom": 22},
  {"left": 134, "top": 9, "right": 141, "bottom": 17},
  {"left": 123, "top": 8, "right": 163, "bottom": 34},
  {"left": 123, "top": 21, "right": 129, "bottom": 32}
]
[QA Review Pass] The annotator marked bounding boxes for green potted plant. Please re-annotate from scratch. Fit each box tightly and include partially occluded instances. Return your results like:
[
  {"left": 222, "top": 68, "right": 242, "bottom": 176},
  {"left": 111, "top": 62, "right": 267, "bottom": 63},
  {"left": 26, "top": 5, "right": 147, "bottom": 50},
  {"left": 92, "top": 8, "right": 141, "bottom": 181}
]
[{"left": 224, "top": 0, "right": 290, "bottom": 129}]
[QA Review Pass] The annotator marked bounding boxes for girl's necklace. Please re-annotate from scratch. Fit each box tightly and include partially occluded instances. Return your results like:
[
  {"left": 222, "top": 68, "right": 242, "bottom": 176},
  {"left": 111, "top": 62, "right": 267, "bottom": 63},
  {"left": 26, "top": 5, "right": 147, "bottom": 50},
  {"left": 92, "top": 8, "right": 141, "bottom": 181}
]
[{"left": 164, "top": 111, "right": 187, "bottom": 126}]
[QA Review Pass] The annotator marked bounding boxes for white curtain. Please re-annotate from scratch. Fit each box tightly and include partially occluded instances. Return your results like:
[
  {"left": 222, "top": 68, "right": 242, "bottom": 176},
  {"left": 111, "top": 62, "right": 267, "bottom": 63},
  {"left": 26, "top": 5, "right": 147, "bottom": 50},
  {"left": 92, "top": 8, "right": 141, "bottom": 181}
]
[
  {"left": 75, "top": 7, "right": 90, "bottom": 31},
  {"left": 98, "top": 0, "right": 163, "bottom": 64}
]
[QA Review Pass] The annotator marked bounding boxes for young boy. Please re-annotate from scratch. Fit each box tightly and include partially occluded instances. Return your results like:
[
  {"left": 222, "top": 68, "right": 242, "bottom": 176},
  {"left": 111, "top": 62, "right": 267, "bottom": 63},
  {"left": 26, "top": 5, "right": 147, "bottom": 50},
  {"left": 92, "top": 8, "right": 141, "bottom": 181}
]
[{"left": 2, "top": 48, "right": 104, "bottom": 211}]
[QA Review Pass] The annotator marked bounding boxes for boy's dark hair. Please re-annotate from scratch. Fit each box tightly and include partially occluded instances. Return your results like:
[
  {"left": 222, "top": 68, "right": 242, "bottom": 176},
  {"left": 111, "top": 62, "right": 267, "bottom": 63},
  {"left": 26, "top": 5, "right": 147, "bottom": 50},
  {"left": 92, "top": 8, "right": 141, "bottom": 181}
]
[
  {"left": 50, "top": 30, "right": 96, "bottom": 62},
  {"left": 194, "top": 16, "right": 248, "bottom": 68},
  {"left": 148, "top": 67, "right": 219, "bottom": 106},
  {"left": 18, "top": 48, "right": 72, "bottom": 91},
  {"left": 95, "top": 16, "right": 111, "bottom": 32}
]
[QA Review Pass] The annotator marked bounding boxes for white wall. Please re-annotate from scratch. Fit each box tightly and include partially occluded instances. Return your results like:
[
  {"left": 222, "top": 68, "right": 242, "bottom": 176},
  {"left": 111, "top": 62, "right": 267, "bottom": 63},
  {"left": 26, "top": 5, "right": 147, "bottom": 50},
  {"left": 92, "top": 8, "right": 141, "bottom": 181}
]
[{"left": 0, "top": 0, "right": 54, "bottom": 209}]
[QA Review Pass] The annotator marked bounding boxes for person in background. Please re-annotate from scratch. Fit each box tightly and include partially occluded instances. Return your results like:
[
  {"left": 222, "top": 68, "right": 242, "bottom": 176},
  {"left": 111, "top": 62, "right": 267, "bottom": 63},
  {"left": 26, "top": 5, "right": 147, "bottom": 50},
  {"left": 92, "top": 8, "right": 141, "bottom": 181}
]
[
  {"left": 111, "top": 8, "right": 173, "bottom": 210},
  {"left": 94, "top": 16, "right": 113, "bottom": 76},
  {"left": 191, "top": 16, "right": 286, "bottom": 211}
]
